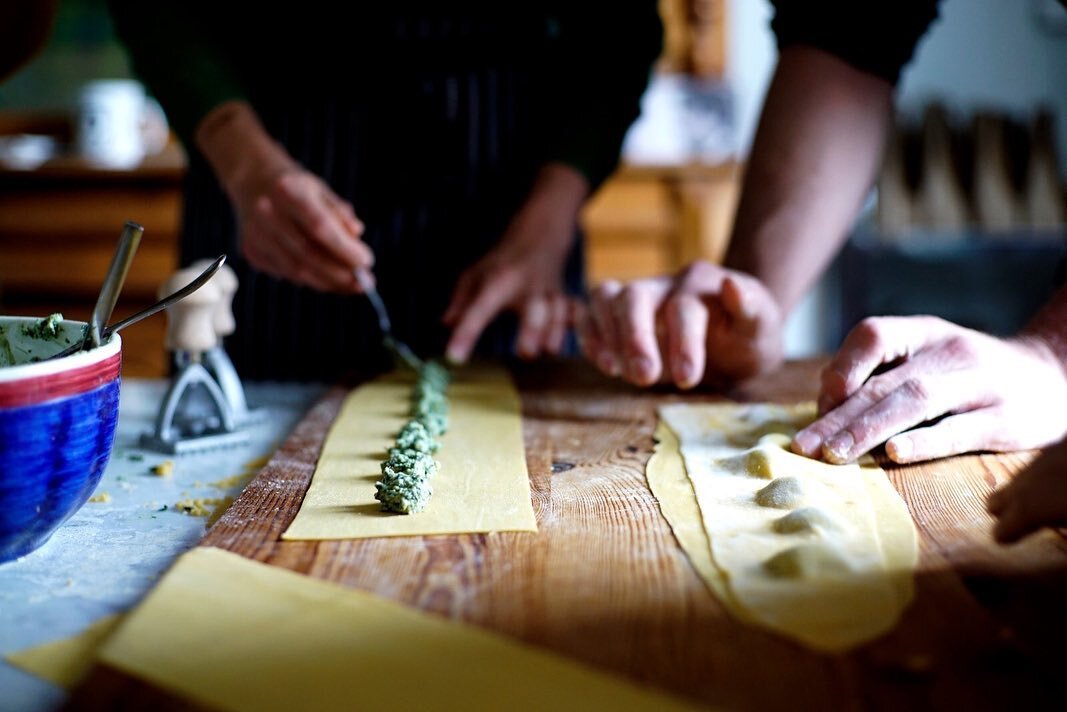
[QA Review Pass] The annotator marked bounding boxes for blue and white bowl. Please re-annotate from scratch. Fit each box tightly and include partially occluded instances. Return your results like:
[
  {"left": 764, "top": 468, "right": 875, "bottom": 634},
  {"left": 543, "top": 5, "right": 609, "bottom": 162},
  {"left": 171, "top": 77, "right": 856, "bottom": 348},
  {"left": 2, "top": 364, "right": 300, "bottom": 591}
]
[{"left": 0, "top": 316, "right": 121, "bottom": 563}]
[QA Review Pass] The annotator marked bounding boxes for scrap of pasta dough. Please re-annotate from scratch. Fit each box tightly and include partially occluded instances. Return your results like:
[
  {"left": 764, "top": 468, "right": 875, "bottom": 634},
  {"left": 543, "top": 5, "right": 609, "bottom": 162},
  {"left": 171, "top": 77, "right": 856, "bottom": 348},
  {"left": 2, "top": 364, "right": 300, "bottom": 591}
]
[{"left": 657, "top": 402, "right": 918, "bottom": 652}]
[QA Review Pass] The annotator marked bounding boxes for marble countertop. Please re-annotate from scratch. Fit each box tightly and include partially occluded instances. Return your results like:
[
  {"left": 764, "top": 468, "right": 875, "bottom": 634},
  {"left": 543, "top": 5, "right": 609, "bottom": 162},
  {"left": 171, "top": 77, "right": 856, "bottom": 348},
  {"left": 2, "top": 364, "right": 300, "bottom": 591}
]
[{"left": 0, "top": 377, "right": 325, "bottom": 712}]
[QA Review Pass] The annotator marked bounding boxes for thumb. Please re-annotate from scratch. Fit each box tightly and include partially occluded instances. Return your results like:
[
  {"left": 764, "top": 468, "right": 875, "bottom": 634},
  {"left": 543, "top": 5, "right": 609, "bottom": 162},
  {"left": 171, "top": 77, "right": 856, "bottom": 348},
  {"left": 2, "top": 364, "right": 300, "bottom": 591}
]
[{"left": 445, "top": 272, "right": 519, "bottom": 364}]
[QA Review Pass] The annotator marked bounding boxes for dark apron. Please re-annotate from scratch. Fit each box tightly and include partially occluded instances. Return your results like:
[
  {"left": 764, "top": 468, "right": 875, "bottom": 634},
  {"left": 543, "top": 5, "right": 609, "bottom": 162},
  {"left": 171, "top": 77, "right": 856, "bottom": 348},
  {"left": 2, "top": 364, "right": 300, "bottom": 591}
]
[{"left": 179, "top": 22, "right": 585, "bottom": 382}]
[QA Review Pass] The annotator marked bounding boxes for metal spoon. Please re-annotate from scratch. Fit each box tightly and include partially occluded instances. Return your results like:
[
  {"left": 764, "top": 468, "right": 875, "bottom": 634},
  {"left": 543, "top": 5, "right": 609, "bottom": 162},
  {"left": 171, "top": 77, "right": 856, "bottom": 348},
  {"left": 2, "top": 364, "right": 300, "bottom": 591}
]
[
  {"left": 89, "top": 220, "right": 144, "bottom": 347},
  {"left": 354, "top": 268, "right": 423, "bottom": 371},
  {"left": 45, "top": 255, "right": 227, "bottom": 361}
]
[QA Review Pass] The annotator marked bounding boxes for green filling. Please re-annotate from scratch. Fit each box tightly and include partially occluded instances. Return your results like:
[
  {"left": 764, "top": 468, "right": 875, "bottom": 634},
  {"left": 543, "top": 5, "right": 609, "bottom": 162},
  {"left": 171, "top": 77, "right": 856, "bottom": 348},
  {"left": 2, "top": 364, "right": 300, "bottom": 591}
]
[
  {"left": 20, "top": 313, "right": 65, "bottom": 340},
  {"left": 374, "top": 360, "right": 452, "bottom": 514},
  {"left": 0, "top": 325, "right": 14, "bottom": 367},
  {"left": 395, "top": 420, "right": 439, "bottom": 454}
]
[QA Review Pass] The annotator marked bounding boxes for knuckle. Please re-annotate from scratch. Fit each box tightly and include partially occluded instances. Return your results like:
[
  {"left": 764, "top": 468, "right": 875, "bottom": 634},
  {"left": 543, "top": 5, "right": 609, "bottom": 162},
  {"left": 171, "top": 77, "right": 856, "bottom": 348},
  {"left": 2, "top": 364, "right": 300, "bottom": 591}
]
[
  {"left": 858, "top": 373, "right": 897, "bottom": 402},
  {"left": 899, "top": 377, "right": 931, "bottom": 403},
  {"left": 853, "top": 318, "right": 887, "bottom": 351},
  {"left": 494, "top": 264, "right": 521, "bottom": 286},
  {"left": 680, "top": 259, "right": 714, "bottom": 286},
  {"left": 941, "top": 335, "right": 977, "bottom": 363}
]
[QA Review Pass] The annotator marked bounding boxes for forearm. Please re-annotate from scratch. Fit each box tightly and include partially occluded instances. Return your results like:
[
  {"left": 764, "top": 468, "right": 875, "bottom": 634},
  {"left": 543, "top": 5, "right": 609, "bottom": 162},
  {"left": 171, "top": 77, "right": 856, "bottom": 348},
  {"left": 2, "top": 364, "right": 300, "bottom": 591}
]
[
  {"left": 511, "top": 162, "right": 590, "bottom": 254},
  {"left": 724, "top": 46, "right": 894, "bottom": 314},
  {"left": 194, "top": 101, "right": 297, "bottom": 203}
]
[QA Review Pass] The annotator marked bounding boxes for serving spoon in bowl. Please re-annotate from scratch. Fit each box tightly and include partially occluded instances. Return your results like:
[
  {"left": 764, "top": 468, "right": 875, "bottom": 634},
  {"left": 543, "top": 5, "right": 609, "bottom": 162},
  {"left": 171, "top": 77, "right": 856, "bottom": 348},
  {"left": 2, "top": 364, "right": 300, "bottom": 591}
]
[{"left": 45, "top": 255, "right": 227, "bottom": 362}]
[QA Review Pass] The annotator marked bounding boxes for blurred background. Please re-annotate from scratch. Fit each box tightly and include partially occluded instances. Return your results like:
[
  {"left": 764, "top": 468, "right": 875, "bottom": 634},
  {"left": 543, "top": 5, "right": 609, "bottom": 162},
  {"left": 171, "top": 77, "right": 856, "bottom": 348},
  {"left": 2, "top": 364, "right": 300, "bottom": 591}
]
[{"left": 1, "top": 0, "right": 1065, "bottom": 376}]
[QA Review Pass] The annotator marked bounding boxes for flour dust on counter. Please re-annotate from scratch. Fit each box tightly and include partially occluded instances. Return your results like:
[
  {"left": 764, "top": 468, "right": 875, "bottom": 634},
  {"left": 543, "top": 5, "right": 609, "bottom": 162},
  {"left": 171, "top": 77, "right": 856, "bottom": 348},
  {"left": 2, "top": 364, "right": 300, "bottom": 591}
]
[{"left": 650, "top": 402, "right": 919, "bottom": 652}]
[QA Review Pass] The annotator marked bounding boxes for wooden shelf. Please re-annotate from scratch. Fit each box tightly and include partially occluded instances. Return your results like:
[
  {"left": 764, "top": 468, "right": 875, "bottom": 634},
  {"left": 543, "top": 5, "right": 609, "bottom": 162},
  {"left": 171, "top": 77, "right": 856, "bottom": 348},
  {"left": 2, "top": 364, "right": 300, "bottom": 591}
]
[
  {"left": 0, "top": 114, "right": 185, "bottom": 377},
  {"left": 582, "top": 160, "right": 741, "bottom": 284}
]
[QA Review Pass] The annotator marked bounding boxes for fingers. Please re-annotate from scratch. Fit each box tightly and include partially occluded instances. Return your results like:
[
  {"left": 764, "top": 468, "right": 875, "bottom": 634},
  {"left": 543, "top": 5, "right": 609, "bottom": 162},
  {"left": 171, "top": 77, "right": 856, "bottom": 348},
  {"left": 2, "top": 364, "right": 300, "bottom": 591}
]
[
  {"left": 615, "top": 280, "right": 671, "bottom": 386},
  {"left": 444, "top": 267, "right": 523, "bottom": 364},
  {"left": 241, "top": 196, "right": 306, "bottom": 280},
  {"left": 697, "top": 271, "right": 783, "bottom": 385},
  {"left": 516, "top": 296, "right": 549, "bottom": 358},
  {"left": 544, "top": 295, "right": 569, "bottom": 356},
  {"left": 245, "top": 195, "right": 356, "bottom": 292},
  {"left": 818, "top": 317, "right": 946, "bottom": 414},
  {"left": 583, "top": 278, "right": 671, "bottom": 386},
  {"left": 792, "top": 367, "right": 979, "bottom": 463},
  {"left": 718, "top": 274, "right": 760, "bottom": 334},
  {"left": 988, "top": 440, "right": 1067, "bottom": 544},
  {"left": 575, "top": 300, "right": 606, "bottom": 366},
  {"left": 588, "top": 281, "right": 624, "bottom": 376},
  {"left": 664, "top": 293, "right": 708, "bottom": 389},
  {"left": 442, "top": 272, "right": 476, "bottom": 327},
  {"left": 327, "top": 193, "right": 365, "bottom": 238},
  {"left": 271, "top": 173, "right": 374, "bottom": 270},
  {"left": 883, "top": 409, "right": 998, "bottom": 464},
  {"left": 514, "top": 294, "right": 569, "bottom": 359}
]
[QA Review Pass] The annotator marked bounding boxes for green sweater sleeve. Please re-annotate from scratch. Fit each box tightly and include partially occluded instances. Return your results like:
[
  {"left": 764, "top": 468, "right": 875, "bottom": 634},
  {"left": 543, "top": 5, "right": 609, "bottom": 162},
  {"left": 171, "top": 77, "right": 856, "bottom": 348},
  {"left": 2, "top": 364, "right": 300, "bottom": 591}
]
[
  {"left": 106, "top": 0, "right": 247, "bottom": 149},
  {"left": 540, "top": 3, "right": 663, "bottom": 192}
]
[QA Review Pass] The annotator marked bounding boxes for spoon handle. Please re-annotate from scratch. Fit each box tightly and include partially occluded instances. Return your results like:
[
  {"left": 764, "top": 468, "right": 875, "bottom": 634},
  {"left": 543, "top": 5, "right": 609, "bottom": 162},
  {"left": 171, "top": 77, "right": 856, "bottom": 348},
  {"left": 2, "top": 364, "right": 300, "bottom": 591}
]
[
  {"left": 104, "top": 255, "right": 227, "bottom": 337},
  {"left": 88, "top": 221, "right": 144, "bottom": 347},
  {"left": 41, "top": 255, "right": 227, "bottom": 363}
]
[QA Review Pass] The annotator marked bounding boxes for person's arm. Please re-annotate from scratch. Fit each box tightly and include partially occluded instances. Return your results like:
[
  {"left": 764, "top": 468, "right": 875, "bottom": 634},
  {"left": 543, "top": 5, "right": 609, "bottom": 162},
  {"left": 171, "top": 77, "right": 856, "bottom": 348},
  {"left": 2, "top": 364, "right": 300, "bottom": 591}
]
[
  {"left": 107, "top": 2, "right": 372, "bottom": 293},
  {"left": 194, "top": 101, "right": 373, "bottom": 292},
  {"left": 577, "top": 46, "right": 893, "bottom": 388},
  {"left": 443, "top": 3, "right": 662, "bottom": 363},
  {"left": 444, "top": 162, "right": 589, "bottom": 362},
  {"left": 723, "top": 45, "right": 894, "bottom": 314},
  {"left": 578, "top": 1, "right": 941, "bottom": 389},
  {"left": 790, "top": 286, "right": 1067, "bottom": 464}
]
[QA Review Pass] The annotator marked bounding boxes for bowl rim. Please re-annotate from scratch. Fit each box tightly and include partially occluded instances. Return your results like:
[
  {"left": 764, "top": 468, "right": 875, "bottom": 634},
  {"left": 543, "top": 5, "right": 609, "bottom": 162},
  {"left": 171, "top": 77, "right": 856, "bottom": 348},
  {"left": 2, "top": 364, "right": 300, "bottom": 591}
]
[{"left": 0, "top": 316, "right": 122, "bottom": 384}]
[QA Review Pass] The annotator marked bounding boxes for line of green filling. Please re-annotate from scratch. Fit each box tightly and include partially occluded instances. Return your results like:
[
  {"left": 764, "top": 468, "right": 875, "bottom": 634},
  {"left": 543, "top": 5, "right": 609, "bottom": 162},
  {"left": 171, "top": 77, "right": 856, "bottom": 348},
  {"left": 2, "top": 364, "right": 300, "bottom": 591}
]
[{"left": 374, "top": 361, "right": 452, "bottom": 514}]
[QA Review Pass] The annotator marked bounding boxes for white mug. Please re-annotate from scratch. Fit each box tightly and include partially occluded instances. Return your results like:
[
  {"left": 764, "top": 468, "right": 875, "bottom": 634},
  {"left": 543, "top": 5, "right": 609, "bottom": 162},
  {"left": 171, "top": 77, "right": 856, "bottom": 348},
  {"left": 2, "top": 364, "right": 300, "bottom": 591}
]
[{"left": 75, "top": 79, "right": 167, "bottom": 168}]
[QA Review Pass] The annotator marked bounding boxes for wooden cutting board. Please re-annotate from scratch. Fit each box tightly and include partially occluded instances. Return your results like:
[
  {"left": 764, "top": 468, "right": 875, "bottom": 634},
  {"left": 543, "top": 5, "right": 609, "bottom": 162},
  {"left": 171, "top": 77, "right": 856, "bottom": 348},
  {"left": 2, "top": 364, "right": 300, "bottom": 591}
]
[{"left": 66, "top": 359, "right": 1067, "bottom": 711}]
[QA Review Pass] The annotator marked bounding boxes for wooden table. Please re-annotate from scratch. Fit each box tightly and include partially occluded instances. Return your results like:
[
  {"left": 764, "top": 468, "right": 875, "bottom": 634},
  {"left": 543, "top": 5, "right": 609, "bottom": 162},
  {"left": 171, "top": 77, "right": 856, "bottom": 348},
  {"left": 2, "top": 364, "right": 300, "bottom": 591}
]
[{"left": 66, "top": 359, "right": 1067, "bottom": 710}]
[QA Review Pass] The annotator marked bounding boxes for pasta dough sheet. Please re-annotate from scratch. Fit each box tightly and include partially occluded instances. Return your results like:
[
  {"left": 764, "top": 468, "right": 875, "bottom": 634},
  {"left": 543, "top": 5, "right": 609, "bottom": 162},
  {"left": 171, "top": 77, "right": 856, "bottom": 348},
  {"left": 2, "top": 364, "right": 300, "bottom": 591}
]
[
  {"left": 98, "top": 547, "right": 701, "bottom": 712},
  {"left": 5, "top": 614, "right": 124, "bottom": 689},
  {"left": 282, "top": 366, "right": 537, "bottom": 540},
  {"left": 651, "top": 402, "right": 918, "bottom": 652}
]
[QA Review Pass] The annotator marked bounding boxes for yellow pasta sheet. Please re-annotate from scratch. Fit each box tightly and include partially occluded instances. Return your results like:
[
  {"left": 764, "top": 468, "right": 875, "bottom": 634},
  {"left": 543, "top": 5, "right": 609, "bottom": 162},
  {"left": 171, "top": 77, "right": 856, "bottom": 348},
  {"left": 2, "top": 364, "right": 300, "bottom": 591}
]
[
  {"left": 649, "top": 402, "right": 918, "bottom": 652},
  {"left": 97, "top": 547, "right": 702, "bottom": 712},
  {"left": 5, "top": 614, "right": 124, "bottom": 689},
  {"left": 282, "top": 366, "right": 537, "bottom": 540}
]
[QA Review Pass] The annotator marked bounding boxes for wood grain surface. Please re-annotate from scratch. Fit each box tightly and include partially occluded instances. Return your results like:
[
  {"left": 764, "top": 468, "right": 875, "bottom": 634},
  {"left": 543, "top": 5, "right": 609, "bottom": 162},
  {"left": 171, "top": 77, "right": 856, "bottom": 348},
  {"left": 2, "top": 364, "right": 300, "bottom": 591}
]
[{"left": 66, "top": 359, "right": 1067, "bottom": 711}]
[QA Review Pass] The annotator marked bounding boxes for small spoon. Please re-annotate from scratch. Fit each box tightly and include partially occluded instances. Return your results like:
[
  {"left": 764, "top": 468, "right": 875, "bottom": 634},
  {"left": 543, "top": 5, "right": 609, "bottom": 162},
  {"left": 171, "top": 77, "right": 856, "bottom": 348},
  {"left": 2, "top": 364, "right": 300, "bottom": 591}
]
[
  {"left": 354, "top": 268, "right": 423, "bottom": 371},
  {"left": 88, "top": 220, "right": 144, "bottom": 348},
  {"left": 45, "top": 255, "right": 227, "bottom": 361}
]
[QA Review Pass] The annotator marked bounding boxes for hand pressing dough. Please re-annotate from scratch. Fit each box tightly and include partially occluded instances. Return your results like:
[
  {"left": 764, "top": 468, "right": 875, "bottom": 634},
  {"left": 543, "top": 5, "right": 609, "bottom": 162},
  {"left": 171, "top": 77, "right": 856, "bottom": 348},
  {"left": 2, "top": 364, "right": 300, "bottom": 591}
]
[{"left": 651, "top": 402, "right": 918, "bottom": 652}]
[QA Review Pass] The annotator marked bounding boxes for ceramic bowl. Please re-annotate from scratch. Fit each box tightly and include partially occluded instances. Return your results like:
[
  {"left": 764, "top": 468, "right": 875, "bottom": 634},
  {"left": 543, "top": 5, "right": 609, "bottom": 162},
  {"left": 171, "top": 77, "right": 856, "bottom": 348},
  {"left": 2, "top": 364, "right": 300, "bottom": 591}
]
[{"left": 0, "top": 316, "right": 121, "bottom": 563}]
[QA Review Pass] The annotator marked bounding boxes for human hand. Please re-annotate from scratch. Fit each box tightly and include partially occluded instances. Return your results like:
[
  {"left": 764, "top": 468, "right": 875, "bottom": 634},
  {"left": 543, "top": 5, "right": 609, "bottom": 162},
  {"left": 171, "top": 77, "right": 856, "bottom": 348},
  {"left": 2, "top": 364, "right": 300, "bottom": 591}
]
[
  {"left": 791, "top": 316, "right": 1067, "bottom": 464},
  {"left": 576, "top": 260, "right": 784, "bottom": 389},
  {"left": 987, "top": 437, "right": 1067, "bottom": 544},
  {"left": 232, "top": 167, "right": 374, "bottom": 292},
  {"left": 443, "top": 163, "right": 588, "bottom": 363},
  {"left": 195, "top": 101, "right": 374, "bottom": 293}
]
